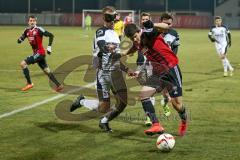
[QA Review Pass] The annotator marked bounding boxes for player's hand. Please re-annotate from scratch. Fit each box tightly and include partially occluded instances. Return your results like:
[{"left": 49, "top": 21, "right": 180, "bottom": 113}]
[
  {"left": 17, "top": 39, "right": 22, "bottom": 44},
  {"left": 128, "top": 70, "right": 139, "bottom": 78},
  {"left": 210, "top": 38, "right": 215, "bottom": 42},
  {"left": 228, "top": 41, "right": 231, "bottom": 47},
  {"left": 143, "top": 20, "right": 154, "bottom": 29},
  {"left": 47, "top": 46, "right": 52, "bottom": 55}
]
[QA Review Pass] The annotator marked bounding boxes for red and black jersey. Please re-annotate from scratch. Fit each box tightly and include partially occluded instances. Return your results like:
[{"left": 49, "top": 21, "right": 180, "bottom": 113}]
[
  {"left": 19, "top": 26, "right": 54, "bottom": 55},
  {"left": 141, "top": 34, "right": 178, "bottom": 74},
  {"left": 22, "top": 26, "right": 45, "bottom": 55}
]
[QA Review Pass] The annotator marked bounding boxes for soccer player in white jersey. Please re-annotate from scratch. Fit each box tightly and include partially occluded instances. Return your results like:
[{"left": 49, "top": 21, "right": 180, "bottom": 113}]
[
  {"left": 208, "top": 16, "right": 234, "bottom": 77},
  {"left": 70, "top": 6, "right": 131, "bottom": 132}
]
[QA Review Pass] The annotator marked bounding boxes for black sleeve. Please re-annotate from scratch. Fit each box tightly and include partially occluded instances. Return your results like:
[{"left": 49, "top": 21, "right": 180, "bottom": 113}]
[
  {"left": 112, "top": 53, "right": 122, "bottom": 60},
  {"left": 208, "top": 27, "right": 215, "bottom": 42},
  {"left": 136, "top": 52, "right": 145, "bottom": 66},
  {"left": 228, "top": 32, "right": 231, "bottom": 42},
  {"left": 208, "top": 35, "right": 215, "bottom": 42},
  {"left": 43, "top": 30, "right": 54, "bottom": 46},
  {"left": 172, "top": 47, "right": 178, "bottom": 55},
  {"left": 18, "top": 29, "right": 27, "bottom": 42},
  {"left": 97, "top": 40, "right": 109, "bottom": 56}
]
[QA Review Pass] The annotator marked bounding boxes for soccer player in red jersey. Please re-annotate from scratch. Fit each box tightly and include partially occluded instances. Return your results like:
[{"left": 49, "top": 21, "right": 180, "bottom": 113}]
[
  {"left": 124, "top": 22, "right": 187, "bottom": 136},
  {"left": 17, "top": 15, "right": 63, "bottom": 92}
]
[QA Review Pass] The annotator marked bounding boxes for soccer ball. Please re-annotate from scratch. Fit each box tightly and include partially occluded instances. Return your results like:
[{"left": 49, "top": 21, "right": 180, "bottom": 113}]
[{"left": 156, "top": 133, "right": 175, "bottom": 152}]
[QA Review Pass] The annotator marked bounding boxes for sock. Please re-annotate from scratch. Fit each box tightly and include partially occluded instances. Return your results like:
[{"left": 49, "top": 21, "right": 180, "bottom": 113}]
[
  {"left": 222, "top": 59, "right": 227, "bottom": 72},
  {"left": 178, "top": 106, "right": 187, "bottom": 122},
  {"left": 23, "top": 68, "right": 32, "bottom": 84},
  {"left": 105, "top": 102, "right": 126, "bottom": 122},
  {"left": 80, "top": 99, "right": 99, "bottom": 110},
  {"left": 163, "top": 96, "right": 169, "bottom": 107},
  {"left": 101, "top": 117, "right": 108, "bottom": 123},
  {"left": 225, "top": 58, "right": 233, "bottom": 71},
  {"left": 150, "top": 97, "right": 155, "bottom": 106},
  {"left": 141, "top": 98, "right": 159, "bottom": 123},
  {"left": 48, "top": 72, "right": 61, "bottom": 87}
]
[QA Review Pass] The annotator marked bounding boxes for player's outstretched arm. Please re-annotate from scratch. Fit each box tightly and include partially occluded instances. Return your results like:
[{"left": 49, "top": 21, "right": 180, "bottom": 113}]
[
  {"left": 43, "top": 31, "right": 54, "bottom": 46},
  {"left": 43, "top": 31, "right": 54, "bottom": 54},
  {"left": 17, "top": 30, "right": 27, "bottom": 44},
  {"left": 154, "top": 23, "right": 169, "bottom": 32}
]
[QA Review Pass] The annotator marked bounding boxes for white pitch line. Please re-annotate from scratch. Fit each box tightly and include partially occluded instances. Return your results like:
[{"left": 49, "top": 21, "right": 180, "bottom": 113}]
[{"left": 0, "top": 82, "right": 95, "bottom": 119}]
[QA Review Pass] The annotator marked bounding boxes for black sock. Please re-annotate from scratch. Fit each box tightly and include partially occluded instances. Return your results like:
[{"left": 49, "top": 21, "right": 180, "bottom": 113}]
[
  {"left": 48, "top": 72, "right": 61, "bottom": 87},
  {"left": 141, "top": 98, "right": 159, "bottom": 123},
  {"left": 106, "top": 102, "right": 126, "bottom": 122},
  {"left": 178, "top": 106, "right": 187, "bottom": 122},
  {"left": 23, "top": 68, "right": 32, "bottom": 84},
  {"left": 163, "top": 96, "right": 169, "bottom": 106}
]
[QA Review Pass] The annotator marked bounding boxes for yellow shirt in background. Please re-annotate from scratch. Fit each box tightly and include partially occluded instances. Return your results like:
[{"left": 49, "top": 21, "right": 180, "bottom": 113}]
[{"left": 114, "top": 20, "right": 124, "bottom": 36}]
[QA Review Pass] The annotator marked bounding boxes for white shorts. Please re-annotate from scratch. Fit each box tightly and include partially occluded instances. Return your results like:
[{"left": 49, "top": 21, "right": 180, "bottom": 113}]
[{"left": 215, "top": 43, "right": 228, "bottom": 55}]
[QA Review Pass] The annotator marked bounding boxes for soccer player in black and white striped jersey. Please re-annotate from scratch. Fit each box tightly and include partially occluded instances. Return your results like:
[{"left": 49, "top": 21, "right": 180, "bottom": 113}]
[{"left": 70, "top": 6, "right": 132, "bottom": 132}]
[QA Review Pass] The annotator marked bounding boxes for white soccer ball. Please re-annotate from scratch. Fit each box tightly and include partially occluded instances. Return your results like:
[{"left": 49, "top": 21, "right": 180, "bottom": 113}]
[{"left": 156, "top": 133, "right": 175, "bottom": 152}]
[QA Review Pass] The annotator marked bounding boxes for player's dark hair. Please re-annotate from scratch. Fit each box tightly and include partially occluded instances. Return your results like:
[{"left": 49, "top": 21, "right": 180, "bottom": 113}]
[
  {"left": 102, "top": 6, "right": 116, "bottom": 14},
  {"left": 160, "top": 13, "right": 173, "bottom": 21},
  {"left": 28, "top": 15, "right": 37, "bottom": 20},
  {"left": 124, "top": 23, "right": 140, "bottom": 38},
  {"left": 214, "top": 16, "right": 222, "bottom": 20},
  {"left": 141, "top": 12, "right": 151, "bottom": 18}
]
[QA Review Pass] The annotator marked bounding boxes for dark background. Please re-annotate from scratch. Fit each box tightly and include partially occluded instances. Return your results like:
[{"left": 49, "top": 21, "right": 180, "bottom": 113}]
[{"left": 0, "top": 0, "right": 214, "bottom": 14}]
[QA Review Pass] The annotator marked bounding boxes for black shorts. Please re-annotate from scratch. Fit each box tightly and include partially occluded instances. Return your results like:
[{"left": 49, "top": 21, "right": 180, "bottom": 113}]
[
  {"left": 25, "top": 53, "right": 48, "bottom": 70},
  {"left": 146, "top": 65, "right": 182, "bottom": 98}
]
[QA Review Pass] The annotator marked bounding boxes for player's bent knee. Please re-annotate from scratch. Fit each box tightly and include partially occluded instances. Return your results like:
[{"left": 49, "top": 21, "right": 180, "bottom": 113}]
[
  {"left": 20, "top": 61, "right": 27, "bottom": 68},
  {"left": 139, "top": 92, "right": 151, "bottom": 100},
  {"left": 171, "top": 97, "right": 182, "bottom": 109},
  {"left": 139, "top": 86, "right": 156, "bottom": 100}
]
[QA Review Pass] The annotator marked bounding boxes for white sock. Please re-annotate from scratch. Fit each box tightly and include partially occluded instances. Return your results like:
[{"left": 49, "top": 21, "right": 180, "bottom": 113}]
[
  {"left": 80, "top": 99, "right": 99, "bottom": 111},
  {"left": 222, "top": 59, "right": 228, "bottom": 72},
  {"left": 225, "top": 58, "right": 233, "bottom": 71},
  {"left": 101, "top": 117, "right": 108, "bottom": 123},
  {"left": 150, "top": 97, "right": 155, "bottom": 106}
]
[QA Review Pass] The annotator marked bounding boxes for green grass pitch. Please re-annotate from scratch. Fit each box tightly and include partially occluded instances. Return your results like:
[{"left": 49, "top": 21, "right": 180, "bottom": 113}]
[{"left": 0, "top": 26, "right": 240, "bottom": 160}]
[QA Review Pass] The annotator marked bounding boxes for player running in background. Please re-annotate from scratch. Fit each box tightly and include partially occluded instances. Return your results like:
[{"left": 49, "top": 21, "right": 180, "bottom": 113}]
[
  {"left": 160, "top": 13, "right": 180, "bottom": 55},
  {"left": 124, "top": 22, "right": 187, "bottom": 136},
  {"left": 70, "top": 6, "right": 131, "bottom": 133},
  {"left": 114, "top": 13, "right": 124, "bottom": 41},
  {"left": 208, "top": 16, "right": 234, "bottom": 77},
  {"left": 17, "top": 15, "right": 63, "bottom": 92}
]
